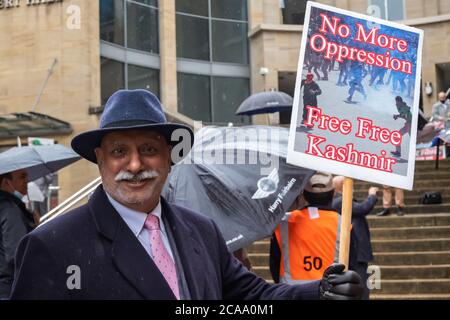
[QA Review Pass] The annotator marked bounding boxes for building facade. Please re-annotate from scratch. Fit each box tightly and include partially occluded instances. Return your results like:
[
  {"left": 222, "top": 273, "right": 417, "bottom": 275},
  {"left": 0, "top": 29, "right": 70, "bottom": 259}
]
[{"left": 0, "top": 0, "right": 449, "bottom": 200}]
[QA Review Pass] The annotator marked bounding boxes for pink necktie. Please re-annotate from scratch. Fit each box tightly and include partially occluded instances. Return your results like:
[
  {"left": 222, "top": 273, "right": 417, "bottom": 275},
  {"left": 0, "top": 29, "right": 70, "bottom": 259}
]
[{"left": 144, "top": 214, "right": 180, "bottom": 299}]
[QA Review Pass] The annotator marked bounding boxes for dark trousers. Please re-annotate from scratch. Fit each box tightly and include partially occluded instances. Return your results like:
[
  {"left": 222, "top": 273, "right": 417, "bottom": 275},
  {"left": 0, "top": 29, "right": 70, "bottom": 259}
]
[{"left": 354, "top": 262, "right": 370, "bottom": 300}]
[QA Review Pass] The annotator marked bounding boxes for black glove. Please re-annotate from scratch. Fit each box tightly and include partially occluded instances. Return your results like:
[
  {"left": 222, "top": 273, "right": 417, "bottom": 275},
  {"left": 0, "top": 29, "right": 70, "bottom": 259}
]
[{"left": 319, "top": 263, "right": 363, "bottom": 300}]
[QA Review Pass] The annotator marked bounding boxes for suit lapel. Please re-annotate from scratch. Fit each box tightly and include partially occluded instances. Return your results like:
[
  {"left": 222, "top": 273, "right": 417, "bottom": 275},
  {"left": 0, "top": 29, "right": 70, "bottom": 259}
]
[
  {"left": 161, "top": 198, "right": 205, "bottom": 299},
  {"left": 89, "top": 186, "right": 176, "bottom": 300}
]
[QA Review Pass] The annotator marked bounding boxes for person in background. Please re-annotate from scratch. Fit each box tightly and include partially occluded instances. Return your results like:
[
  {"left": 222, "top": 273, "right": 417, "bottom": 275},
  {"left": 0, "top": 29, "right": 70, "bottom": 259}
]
[
  {"left": 0, "top": 169, "right": 35, "bottom": 299},
  {"left": 376, "top": 186, "right": 405, "bottom": 216},
  {"left": 300, "top": 73, "right": 322, "bottom": 125},
  {"left": 270, "top": 172, "right": 360, "bottom": 290},
  {"left": 391, "top": 96, "right": 412, "bottom": 159},
  {"left": 332, "top": 176, "right": 378, "bottom": 300},
  {"left": 431, "top": 91, "right": 450, "bottom": 123}
]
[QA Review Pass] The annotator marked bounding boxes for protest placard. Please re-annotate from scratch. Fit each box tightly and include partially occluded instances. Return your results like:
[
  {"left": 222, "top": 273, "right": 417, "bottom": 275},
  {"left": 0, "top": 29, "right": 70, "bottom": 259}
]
[{"left": 287, "top": 2, "right": 423, "bottom": 190}]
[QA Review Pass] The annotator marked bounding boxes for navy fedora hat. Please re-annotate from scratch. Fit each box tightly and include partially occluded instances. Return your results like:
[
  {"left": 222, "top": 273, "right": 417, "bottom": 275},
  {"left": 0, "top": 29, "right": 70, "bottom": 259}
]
[{"left": 71, "top": 89, "right": 194, "bottom": 164}]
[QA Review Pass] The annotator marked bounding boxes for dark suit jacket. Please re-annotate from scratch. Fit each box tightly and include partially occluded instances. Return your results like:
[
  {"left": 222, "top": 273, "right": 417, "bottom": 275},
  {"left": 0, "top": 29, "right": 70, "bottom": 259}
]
[
  {"left": 332, "top": 194, "right": 377, "bottom": 262},
  {"left": 11, "top": 186, "right": 320, "bottom": 300}
]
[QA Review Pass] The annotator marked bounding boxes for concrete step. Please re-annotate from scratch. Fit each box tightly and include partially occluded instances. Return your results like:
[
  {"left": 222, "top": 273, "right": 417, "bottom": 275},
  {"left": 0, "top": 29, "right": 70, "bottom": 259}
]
[
  {"left": 370, "top": 226, "right": 450, "bottom": 240},
  {"left": 249, "top": 239, "right": 450, "bottom": 255},
  {"left": 413, "top": 171, "right": 450, "bottom": 178},
  {"left": 247, "top": 241, "right": 270, "bottom": 254},
  {"left": 353, "top": 169, "right": 450, "bottom": 180},
  {"left": 372, "top": 196, "right": 448, "bottom": 206},
  {"left": 367, "top": 213, "right": 450, "bottom": 228},
  {"left": 250, "top": 252, "right": 450, "bottom": 271},
  {"left": 370, "top": 293, "right": 450, "bottom": 300},
  {"left": 414, "top": 160, "right": 450, "bottom": 168},
  {"left": 251, "top": 265, "right": 450, "bottom": 282},
  {"left": 252, "top": 266, "right": 272, "bottom": 280},
  {"left": 354, "top": 178, "right": 450, "bottom": 190},
  {"left": 350, "top": 195, "right": 450, "bottom": 207},
  {"left": 376, "top": 279, "right": 450, "bottom": 295},
  {"left": 353, "top": 187, "right": 450, "bottom": 199},
  {"left": 248, "top": 253, "right": 270, "bottom": 266},
  {"left": 353, "top": 188, "right": 450, "bottom": 199},
  {"left": 373, "top": 251, "right": 450, "bottom": 265},
  {"left": 372, "top": 238, "right": 450, "bottom": 252},
  {"left": 413, "top": 172, "right": 450, "bottom": 179},
  {"left": 374, "top": 264, "right": 450, "bottom": 279},
  {"left": 412, "top": 161, "right": 450, "bottom": 170},
  {"left": 372, "top": 203, "right": 450, "bottom": 214}
]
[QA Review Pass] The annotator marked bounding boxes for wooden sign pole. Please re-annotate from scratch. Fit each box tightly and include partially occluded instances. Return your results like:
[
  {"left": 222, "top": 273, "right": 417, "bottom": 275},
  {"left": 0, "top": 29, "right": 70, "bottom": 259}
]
[{"left": 339, "top": 177, "right": 353, "bottom": 270}]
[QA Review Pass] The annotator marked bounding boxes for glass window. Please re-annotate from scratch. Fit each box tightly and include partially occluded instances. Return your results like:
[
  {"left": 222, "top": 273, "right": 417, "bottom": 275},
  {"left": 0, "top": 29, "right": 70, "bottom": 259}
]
[
  {"left": 176, "top": 15, "right": 209, "bottom": 61},
  {"left": 133, "top": 0, "right": 158, "bottom": 7},
  {"left": 175, "top": 0, "right": 208, "bottom": 16},
  {"left": 101, "top": 58, "right": 125, "bottom": 105},
  {"left": 368, "top": 0, "right": 404, "bottom": 21},
  {"left": 387, "top": 0, "right": 404, "bottom": 21},
  {"left": 368, "top": 0, "right": 386, "bottom": 19},
  {"left": 212, "top": 76, "right": 250, "bottom": 124},
  {"left": 128, "top": 65, "right": 160, "bottom": 97},
  {"left": 211, "top": 0, "right": 247, "bottom": 21},
  {"left": 177, "top": 73, "right": 211, "bottom": 122},
  {"left": 281, "top": 0, "right": 308, "bottom": 25},
  {"left": 126, "top": 1, "right": 159, "bottom": 53},
  {"left": 212, "top": 20, "right": 248, "bottom": 64},
  {"left": 100, "top": 0, "right": 124, "bottom": 45}
]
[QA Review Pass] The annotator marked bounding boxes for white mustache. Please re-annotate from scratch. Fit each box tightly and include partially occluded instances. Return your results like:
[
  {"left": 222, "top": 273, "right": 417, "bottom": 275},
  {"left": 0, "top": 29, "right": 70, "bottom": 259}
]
[{"left": 114, "top": 170, "right": 159, "bottom": 182}]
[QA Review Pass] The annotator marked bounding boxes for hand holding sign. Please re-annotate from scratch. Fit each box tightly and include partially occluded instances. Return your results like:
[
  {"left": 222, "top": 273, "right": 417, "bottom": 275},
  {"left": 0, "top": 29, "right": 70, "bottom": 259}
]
[{"left": 287, "top": 2, "right": 423, "bottom": 271}]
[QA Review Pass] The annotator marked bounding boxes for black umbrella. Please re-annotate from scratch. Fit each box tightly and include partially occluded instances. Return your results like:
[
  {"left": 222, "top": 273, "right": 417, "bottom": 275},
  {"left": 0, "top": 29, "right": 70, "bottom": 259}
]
[
  {"left": 235, "top": 91, "right": 293, "bottom": 116},
  {"left": 163, "top": 126, "right": 314, "bottom": 251}
]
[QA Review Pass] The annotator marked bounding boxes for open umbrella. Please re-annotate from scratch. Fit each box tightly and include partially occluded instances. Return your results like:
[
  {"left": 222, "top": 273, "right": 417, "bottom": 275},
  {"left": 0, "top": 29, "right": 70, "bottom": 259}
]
[
  {"left": 235, "top": 91, "right": 293, "bottom": 116},
  {"left": 163, "top": 125, "right": 314, "bottom": 251},
  {"left": 0, "top": 144, "right": 81, "bottom": 181}
]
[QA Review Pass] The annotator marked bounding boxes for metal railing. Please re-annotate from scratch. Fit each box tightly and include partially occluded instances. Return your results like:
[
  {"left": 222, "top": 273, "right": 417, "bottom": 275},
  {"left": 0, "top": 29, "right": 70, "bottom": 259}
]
[{"left": 39, "top": 177, "right": 102, "bottom": 226}]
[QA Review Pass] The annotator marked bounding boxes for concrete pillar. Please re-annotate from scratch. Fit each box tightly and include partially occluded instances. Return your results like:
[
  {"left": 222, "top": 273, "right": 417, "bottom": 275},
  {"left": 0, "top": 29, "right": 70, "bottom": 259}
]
[{"left": 159, "top": 0, "right": 178, "bottom": 112}]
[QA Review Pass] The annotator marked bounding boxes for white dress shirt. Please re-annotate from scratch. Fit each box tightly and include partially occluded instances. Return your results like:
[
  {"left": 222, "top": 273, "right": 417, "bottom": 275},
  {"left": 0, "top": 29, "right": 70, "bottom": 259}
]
[{"left": 105, "top": 192, "right": 174, "bottom": 261}]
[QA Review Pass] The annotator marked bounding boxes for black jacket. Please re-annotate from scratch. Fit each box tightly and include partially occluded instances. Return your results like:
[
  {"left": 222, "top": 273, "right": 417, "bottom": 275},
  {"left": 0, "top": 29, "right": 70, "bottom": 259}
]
[
  {"left": 0, "top": 190, "right": 35, "bottom": 298},
  {"left": 11, "top": 185, "right": 320, "bottom": 300},
  {"left": 332, "top": 193, "right": 377, "bottom": 262}
]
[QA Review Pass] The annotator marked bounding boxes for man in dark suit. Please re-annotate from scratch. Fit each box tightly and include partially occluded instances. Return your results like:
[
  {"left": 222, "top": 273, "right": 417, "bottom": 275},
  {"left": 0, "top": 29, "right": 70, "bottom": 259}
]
[
  {"left": 11, "top": 89, "right": 362, "bottom": 300},
  {"left": 332, "top": 176, "right": 378, "bottom": 300}
]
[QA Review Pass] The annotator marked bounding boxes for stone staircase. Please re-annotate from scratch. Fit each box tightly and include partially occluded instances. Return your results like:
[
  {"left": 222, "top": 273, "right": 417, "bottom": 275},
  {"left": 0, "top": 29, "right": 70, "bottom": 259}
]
[{"left": 247, "top": 159, "right": 450, "bottom": 299}]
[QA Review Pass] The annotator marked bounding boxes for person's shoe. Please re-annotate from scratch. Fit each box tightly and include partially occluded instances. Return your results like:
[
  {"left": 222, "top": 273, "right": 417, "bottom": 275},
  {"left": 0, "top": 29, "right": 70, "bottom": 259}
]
[
  {"left": 376, "top": 208, "right": 390, "bottom": 216},
  {"left": 396, "top": 206, "right": 404, "bottom": 216},
  {"left": 391, "top": 151, "right": 401, "bottom": 158}
]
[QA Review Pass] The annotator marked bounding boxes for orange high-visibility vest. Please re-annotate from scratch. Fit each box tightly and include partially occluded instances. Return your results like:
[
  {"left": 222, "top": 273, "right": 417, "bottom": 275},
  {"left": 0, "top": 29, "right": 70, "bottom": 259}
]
[{"left": 274, "top": 207, "right": 341, "bottom": 283}]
